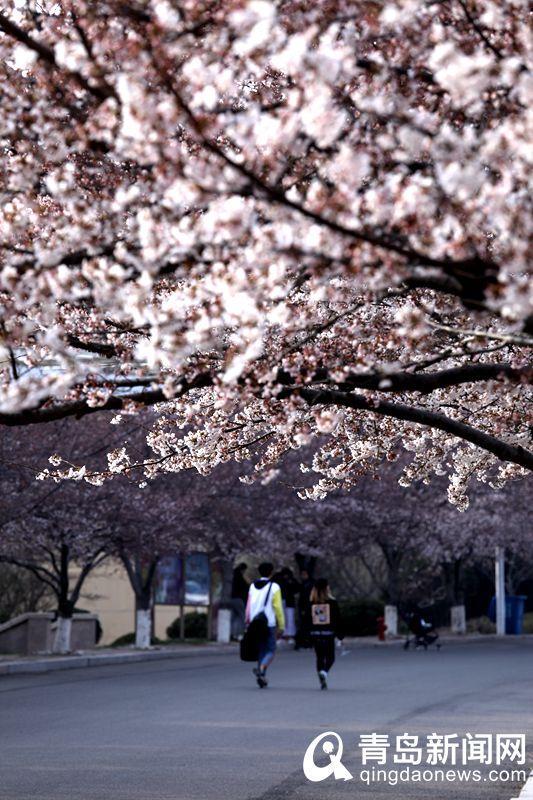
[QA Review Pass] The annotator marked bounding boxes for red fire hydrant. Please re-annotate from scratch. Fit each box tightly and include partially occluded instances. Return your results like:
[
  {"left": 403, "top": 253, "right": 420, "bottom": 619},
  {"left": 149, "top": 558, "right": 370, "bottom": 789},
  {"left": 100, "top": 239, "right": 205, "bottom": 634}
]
[{"left": 377, "top": 616, "right": 387, "bottom": 642}]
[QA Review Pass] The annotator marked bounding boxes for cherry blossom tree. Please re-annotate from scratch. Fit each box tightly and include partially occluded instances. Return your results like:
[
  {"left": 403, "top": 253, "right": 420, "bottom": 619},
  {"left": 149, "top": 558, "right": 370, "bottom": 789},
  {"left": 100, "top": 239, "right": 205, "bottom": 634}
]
[
  {"left": 1, "top": 408, "right": 531, "bottom": 649},
  {"left": 450, "top": 479, "right": 533, "bottom": 598},
  {"left": 0, "top": 412, "right": 171, "bottom": 650},
  {"left": 0, "top": 414, "right": 346, "bottom": 648},
  {"left": 314, "top": 473, "right": 444, "bottom": 608},
  {"left": 0, "top": 503, "right": 111, "bottom": 653},
  {"left": 313, "top": 461, "right": 532, "bottom": 632},
  {"left": 0, "top": 419, "right": 116, "bottom": 652},
  {"left": 106, "top": 472, "right": 209, "bottom": 649},
  {"left": 0, "top": 0, "right": 530, "bottom": 509},
  {"left": 108, "top": 456, "right": 348, "bottom": 646}
]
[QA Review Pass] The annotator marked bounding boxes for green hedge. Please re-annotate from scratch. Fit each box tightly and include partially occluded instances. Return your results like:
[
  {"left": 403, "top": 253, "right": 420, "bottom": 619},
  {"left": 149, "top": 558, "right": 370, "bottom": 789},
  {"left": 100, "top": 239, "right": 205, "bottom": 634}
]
[
  {"left": 167, "top": 611, "right": 208, "bottom": 640},
  {"left": 338, "top": 600, "right": 384, "bottom": 637},
  {"left": 110, "top": 632, "right": 164, "bottom": 647}
]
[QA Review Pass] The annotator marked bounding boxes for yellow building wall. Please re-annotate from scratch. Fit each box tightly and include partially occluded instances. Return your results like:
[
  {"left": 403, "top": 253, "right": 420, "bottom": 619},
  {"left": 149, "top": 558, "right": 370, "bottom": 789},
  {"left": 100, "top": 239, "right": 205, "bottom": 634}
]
[
  {"left": 78, "top": 559, "right": 206, "bottom": 645},
  {"left": 78, "top": 560, "right": 135, "bottom": 645}
]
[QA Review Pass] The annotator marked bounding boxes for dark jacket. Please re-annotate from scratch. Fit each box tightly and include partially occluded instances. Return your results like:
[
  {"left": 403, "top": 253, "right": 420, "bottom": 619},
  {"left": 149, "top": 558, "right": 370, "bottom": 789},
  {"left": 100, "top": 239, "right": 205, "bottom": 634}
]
[
  {"left": 298, "top": 579, "right": 314, "bottom": 613},
  {"left": 282, "top": 574, "right": 300, "bottom": 608},
  {"left": 273, "top": 571, "right": 300, "bottom": 608},
  {"left": 307, "top": 597, "right": 343, "bottom": 639},
  {"left": 231, "top": 569, "right": 249, "bottom": 603}
]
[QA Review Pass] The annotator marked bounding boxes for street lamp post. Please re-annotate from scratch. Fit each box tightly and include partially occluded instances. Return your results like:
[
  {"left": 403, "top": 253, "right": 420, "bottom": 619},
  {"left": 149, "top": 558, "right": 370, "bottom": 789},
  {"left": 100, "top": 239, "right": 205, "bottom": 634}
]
[{"left": 495, "top": 546, "right": 506, "bottom": 636}]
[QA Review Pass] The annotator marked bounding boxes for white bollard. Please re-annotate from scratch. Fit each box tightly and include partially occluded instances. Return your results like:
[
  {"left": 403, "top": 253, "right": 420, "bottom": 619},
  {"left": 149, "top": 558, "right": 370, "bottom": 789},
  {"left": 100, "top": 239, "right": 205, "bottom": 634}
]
[
  {"left": 451, "top": 605, "right": 467, "bottom": 634},
  {"left": 216, "top": 609, "right": 231, "bottom": 643},
  {"left": 384, "top": 605, "right": 398, "bottom": 637}
]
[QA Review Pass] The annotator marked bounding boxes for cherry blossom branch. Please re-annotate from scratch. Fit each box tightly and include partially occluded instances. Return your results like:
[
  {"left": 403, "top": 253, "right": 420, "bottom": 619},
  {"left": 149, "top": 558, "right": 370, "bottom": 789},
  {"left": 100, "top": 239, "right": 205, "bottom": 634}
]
[
  {"left": 15, "top": 242, "right": 118, "bottom": 275},
  {"left": 294, "top": 387, "right": 533, "bottom": 471},
  {"left": 408, "top": 343, "right": 509, "bottom": 372},
  {"left": 452, "top": 0, "right": 504, "bottom": 59},
  {"left": 65, "top": 335, "right": 118, "bottom": 358},
  {"left": 0, "top": 390, "right": 165, "bottom": 426},
  {"left": 274, "top": 363, "right": 529, "bottom": 395},
  {"left": 70, "top": 549, "right": 107, "bottom": 606},
  {"left": 427, "top": 321, "right": 533, "bottom": 347},
  {"left": 0, "top": 374, "right": 213, "bottom": 426},
  {"left": 0, "top": 555, "right": 58, "bottom": 593},
  {"left": 0, "top": 361, "right": 528, "bottom": 438},
  {"left": 333, "top": 363, "right": 530, "bottom": 394},
  {"left": 0, "top": 11, "right": 116, "bottom": 102},
  {"left": 151, "top": 59, "right": 496, "bottom": 286}
]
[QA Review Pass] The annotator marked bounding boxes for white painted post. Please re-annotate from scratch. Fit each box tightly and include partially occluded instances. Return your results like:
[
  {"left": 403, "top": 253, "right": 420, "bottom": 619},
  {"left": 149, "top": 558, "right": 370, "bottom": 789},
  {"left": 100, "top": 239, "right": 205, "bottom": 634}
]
[
  {"left": 451, "top": 605, "right": 467, "bottom": 635},
  {"left": 52, "top": 616, "right": 72, "bottom": 654},
  {"left": 135, "top": 608, "right": 152, "bottom": 649},
  {"left": 495, "top": 546, "right": 506, "bottom": 636},
  {"left": 384, "top": 605, "right": 398, "bottom": 637},
  {"left": 217, "top": 609, "right": 231, "bottom": 643}
]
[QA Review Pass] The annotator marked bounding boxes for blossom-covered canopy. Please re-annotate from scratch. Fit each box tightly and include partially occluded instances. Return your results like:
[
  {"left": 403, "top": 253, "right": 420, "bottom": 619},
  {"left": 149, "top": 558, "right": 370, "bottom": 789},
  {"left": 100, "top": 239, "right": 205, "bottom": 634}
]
[{"left": 0, "top": 0, "right": 531, "bottom": 507}]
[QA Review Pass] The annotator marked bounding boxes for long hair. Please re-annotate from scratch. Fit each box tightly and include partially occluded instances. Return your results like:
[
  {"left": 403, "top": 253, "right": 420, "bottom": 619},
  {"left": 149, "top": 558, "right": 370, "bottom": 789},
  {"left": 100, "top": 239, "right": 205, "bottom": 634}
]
[{"left": 310, "top": 578, "right": 333, "bottom": 604}]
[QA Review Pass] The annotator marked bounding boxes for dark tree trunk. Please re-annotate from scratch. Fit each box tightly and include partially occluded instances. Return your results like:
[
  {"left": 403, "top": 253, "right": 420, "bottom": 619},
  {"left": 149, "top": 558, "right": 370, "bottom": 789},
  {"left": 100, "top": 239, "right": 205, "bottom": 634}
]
[
  {"left": 118, "top": 553, "right": 158, "bottom": 648},
  {"left": 294, "top": 552, "right": 317, "bottom": 577},
  {"left": 51, "top": 543, "right": 75, "bottom": 653},
  {"left": 219, "top": 558, "right": 234, "bottom": 605},
  {"left": 442, "top": 559, "right": 464, "bottom": 606},
  {"left": 382, "top": 545, "right": 402, "bottom": 606}
]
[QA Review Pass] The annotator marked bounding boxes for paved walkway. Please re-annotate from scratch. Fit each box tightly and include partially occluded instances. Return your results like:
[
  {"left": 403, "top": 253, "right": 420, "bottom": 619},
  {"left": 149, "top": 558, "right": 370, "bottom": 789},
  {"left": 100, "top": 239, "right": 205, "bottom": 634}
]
[{"left": 0, "top": 638, "right": 532, "bottom": 799}]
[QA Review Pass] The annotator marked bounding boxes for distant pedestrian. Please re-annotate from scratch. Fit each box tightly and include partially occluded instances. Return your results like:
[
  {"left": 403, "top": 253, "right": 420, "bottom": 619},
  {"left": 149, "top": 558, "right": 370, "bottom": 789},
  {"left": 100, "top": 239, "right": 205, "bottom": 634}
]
[
  {"left": 230, "top": 562, "right": 249, "bottom": 640},
  {"left": 295, "top": 569, "right": 313, "bottom": 649},
  {"left": 308, "top": 578, "right": 343, "bottom": 690},
  {"left": 279, "top": 567, "right": 299, "bottom": 641},
  {"left": 245, "top": 562, "right": 285, "bottom": 688}
]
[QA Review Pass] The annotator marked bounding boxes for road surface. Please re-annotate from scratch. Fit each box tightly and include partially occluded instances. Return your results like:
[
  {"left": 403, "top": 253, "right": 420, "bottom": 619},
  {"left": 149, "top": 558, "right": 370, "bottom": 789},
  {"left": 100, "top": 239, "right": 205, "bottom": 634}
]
[{"left": 1, "top": 639, "right": 532, "bottom": 800}]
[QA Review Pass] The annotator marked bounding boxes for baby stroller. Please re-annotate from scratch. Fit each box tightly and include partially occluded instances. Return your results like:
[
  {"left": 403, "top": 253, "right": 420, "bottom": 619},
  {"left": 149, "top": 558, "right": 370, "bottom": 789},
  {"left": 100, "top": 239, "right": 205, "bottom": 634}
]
[{"left": 403, "top": 610, "right": 441, "bottom": 650}]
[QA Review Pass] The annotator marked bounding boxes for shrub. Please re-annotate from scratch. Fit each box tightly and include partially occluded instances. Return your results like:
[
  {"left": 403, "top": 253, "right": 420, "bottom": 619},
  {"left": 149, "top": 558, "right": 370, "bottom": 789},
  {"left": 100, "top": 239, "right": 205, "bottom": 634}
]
[
  {"left": 466, "top": 616, "right": 496, "bottom": 634},
  {"left": 110, "top": 632, "right": 135, "bottom": 647},
  {"left": 110, "top": 631, "right": 164, "bottom": 647},
  {"left": 338, "top": 599, "right": 384, "bottom": 637},
  {"left": 167, "top": 611, "right": 207, "bottom": 640}
]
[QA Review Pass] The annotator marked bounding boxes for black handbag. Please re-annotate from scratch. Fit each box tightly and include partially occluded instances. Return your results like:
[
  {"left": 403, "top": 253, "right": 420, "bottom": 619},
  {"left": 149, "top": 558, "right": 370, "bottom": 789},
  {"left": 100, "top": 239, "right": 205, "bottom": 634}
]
[{"left": 239, "top": 582, "right": 272, "bottom": 662}]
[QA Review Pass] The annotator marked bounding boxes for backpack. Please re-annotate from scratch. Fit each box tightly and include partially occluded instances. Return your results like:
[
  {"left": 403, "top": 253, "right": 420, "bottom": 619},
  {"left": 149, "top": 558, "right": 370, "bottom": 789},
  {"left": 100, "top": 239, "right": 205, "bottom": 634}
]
[{"left": 239, "top": 582, "right": 273, "bottom": 662}]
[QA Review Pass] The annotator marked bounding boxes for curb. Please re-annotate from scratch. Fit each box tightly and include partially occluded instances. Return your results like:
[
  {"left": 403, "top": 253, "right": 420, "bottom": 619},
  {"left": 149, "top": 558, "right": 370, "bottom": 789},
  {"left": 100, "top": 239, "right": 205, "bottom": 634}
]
[
  {"left": 375, "top": 634, "right": 533, "bottom": 647},
  {"left": 0, "top": 644, "right": 236, "bottom": 677},
  {"left": 341, "top": 635, "right": 533, "bottom": 650}
]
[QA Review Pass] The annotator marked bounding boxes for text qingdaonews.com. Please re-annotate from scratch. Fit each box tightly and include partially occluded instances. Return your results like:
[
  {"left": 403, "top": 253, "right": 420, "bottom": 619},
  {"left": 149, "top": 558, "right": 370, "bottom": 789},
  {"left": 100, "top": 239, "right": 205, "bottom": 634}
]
[{"left": 359, "top": 767, "right": 529, "bottom": 786}]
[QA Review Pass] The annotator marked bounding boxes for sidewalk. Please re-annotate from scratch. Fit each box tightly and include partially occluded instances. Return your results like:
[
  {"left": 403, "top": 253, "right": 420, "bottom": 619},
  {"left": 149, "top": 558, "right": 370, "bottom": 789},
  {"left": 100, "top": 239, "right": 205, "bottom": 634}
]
[
  {"left": 0, "top": 641, "right": 237, "bottom": 676},
  {"left": 2, "top": 633, "right": 532, "bottom": 677}
]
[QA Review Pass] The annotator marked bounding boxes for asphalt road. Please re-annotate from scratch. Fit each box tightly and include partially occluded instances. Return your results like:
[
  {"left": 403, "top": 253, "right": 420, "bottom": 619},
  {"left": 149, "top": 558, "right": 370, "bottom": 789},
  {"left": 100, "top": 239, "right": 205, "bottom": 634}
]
[{"left": 1, "top": 639, "right": 532, "bottom": 800}]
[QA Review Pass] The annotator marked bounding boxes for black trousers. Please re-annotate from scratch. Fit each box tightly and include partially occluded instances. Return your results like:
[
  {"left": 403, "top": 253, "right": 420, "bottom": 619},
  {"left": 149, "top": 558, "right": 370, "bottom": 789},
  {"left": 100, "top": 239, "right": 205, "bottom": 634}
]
[{"left": 313, "top": 635, "right": 335, "bottom": 673}]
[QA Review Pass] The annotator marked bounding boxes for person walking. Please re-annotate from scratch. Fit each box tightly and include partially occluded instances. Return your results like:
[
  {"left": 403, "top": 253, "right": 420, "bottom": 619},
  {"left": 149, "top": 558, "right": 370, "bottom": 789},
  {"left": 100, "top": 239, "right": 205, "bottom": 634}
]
[
  {"left": 308, "top": 578, "right": 343, "bottom": 690},
  {"left": 279, "top": 567, "right": 299, "bottom": 641},
  {"left": 245, "top": 562, "right": 285, "bottom": 688},
  {"left": 230, "top": 562, "right": 249, "bottom": 640},
  {"left": 295, "top": 568, "right": 313, "bottom": 650}
]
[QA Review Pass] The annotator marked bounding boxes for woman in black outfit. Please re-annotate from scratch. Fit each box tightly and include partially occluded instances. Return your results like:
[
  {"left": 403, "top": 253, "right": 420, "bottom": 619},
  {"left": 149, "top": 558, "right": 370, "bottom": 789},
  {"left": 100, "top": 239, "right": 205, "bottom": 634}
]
[{"left": 308, "top": 578, "right": 343, "bottom": 690}]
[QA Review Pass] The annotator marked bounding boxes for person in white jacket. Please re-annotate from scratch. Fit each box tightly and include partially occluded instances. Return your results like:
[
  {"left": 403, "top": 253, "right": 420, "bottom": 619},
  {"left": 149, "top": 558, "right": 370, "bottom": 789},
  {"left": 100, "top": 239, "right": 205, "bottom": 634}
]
[{"left": 245, "top": 562, "right": 285, "bottom": 688}]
